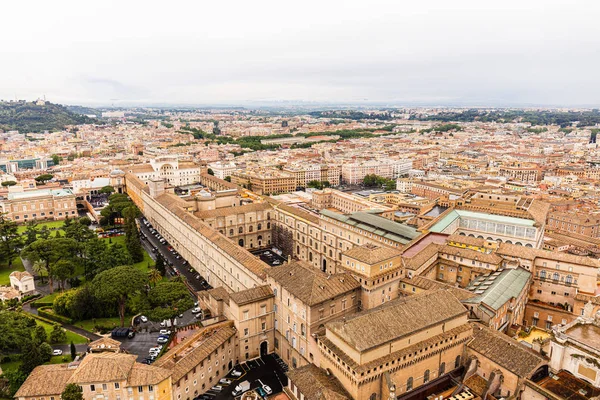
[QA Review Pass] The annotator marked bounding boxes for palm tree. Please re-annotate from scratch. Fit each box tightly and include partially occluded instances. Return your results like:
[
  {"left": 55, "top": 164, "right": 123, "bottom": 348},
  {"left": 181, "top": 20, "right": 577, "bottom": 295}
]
[
  {"left": 148, "top": 268, "right": 162, "bottom": 287},
  {"left": 32, "top": 261, "right": 48, "bottom": 284}
]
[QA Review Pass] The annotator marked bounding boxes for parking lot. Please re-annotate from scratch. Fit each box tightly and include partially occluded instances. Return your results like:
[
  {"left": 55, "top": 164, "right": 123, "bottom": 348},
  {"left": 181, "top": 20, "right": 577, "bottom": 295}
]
[
  {"left": 250, "top": 248, "right": 287, "bottom": 267},
  {"left": 206, "top": 354, "right": 288, "bottom": 400},
  {"left": 115, "top": 331, "right": 162, "bottom": 362}
]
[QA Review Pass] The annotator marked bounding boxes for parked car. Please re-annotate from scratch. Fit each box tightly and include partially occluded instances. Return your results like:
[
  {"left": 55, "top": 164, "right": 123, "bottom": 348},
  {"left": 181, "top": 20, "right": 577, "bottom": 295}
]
[
  {"left": 219, "top": 378, "right": 232, "bottom": 385},
  {"left": 258, "top": 379, "right": 272, "bottom": 395},
  {"left": 210, "top": 385, "right": 223, "bottom": 392},
  {"left": 52, "top": 349, "right": 62, "bottom": 356},
  {"left": 192, "top": 307, "right": 201, "bottom": 314},
  {"left": 230, "top": 370, "right": 242, "bottom": 377},
  {"left": 157, "top": 337, "right": 169, "bottom": 344},
  {"left": 140, "top": 316, "right": 148, "bottom": 323},
  {"left": 159, "top": 329, "right": 171, "bottom": 335},
  {"left": 256, "top": 387, "right": 267, "bottom": 398}
]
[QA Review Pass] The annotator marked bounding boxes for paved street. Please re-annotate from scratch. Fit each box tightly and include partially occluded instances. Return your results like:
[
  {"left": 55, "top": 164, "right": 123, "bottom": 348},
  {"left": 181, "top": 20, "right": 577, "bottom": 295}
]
[
  {"left": 116, "top": 331, "right": 162, "bottom": 362},
  {"left": 139, "top": 218, "right": 211, "bottom": 292}
]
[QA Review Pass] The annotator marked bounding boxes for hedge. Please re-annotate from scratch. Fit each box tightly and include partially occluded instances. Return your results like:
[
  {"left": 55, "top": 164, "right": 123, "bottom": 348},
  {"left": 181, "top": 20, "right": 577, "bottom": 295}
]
[
  {"left": 31, "top": 300, "right": 54, "bottom": 308},
  {"left": 30, "top": 314, "right": 60, "bottom": 327},
  {"left": 37, "top": 307, "right": 73, "bottom": 324}
]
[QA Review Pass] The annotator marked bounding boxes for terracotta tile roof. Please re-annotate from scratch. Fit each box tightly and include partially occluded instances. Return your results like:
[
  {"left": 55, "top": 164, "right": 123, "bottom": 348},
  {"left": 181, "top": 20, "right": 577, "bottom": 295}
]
[
  {"left": 67, "top": 352, "right": 137, "bottom": 384},
  {"left": 154, "top": 321, "right": 236, "bottom": 382},
  {"left": 439, "top": 244, "right": 503, "bottom": 265},
  {"left": 402, "top": 242, "right": 440, "bottom": 270},
  {"left": 206, "top": 286, "right": 230, "bottom": 303},
  {"left": 464, "top": 374, "right": 488, "bottom": 396},
  {"left": 467, "top": 323, "right": 545, "bottom": 378},
  {"left": 9, "top": 271, "right": 33, "bottom": 280},
  {"left": 286, "top": 364, "right": 351, "bottom": 400},
  {"left": 127, "top": 363, "right": 172, "bottom": 386},
  {"left": 343, "top": 243, "right": 402, "bottom": 265},
  {"left": 399, "top": 276, "right": 477, "bottom": 301},
  {"left": 14, "top": 364, "right": 75, "bottom": 397},
  {"left": 229, "top": 285, "right": 274, "bottom": 306},
  {"left": 194, "top": 202, "right": 273, "bottom": 219},
  {"left": 88, "top": 337, "right": 121, "bottom": 352},
  {"left": 446, "top": 233, "right": 487, "bottom": 247},
  {"left": 327, "top": 290, "right": 468, "bottom": 352},
  {"left": 497, "top": 242, "right": 600, "bottom": 268},
  {"left": 155, "top": 193, "right": 270, "bottom": 280},
  {"left": 266, "top": 261, "right": 360, "bottom": 306}
]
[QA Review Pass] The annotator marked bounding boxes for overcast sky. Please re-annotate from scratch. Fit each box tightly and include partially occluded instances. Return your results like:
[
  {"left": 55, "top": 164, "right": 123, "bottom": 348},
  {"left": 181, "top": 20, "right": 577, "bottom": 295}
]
[{"left": 2, "top": 0, "right": 599, "bottom": 107}]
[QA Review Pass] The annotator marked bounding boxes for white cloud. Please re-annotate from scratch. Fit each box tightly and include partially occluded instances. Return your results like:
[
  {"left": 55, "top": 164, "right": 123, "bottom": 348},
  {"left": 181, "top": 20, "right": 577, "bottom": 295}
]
[{"left": 1, "top": 0, "right": 599, "bottom": 106}]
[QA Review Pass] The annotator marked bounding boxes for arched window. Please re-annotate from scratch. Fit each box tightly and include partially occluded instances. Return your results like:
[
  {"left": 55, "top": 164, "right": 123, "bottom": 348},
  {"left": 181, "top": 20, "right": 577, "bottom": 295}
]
[
  {"left": 267, "top": 222, "right": 271, "bottom": 229},
  {"left": 291, "top": 337, "right": 296, "bottom": 348},
  {"left": 566, "top": 275, "right": 573, "bottom": 285},
  {"left": 406, "top": 377, "right": 413, "bottom": 391},
  {"left": 238, "top": 227, "right": 243, "bottom": 234},
  {"left": 455, "top": 355, "right": 461, "bottom": 369},
  {"left": 229, "top": 229, "right": 234, "bottom": 236},
  {"left": 424, "top": 369, "right": 430, "bottom": 383},
  {"left": 267, "top": 213, "right": 271, "bottom": 220},
  {"left": 297, "top": 246, "right": 300, "bottom": 254},
  {"left": 439, "top": 362, "right": 445, "bottom": 375},
  {"left": 273, "top": 288, "right": 278, "bottom": 297},
  {"left": 249, "top": 225, "right": 253, "bottom": 233},
  {"left": 309, "top": 252, "right": 313, "bottom": 262},
  {"left": 540, "top": 270, "right": 546, "bottom": 279},
  {"left": 238, "top": 239, "right": 244, "bottom": 247},
  {"left": 258, "top": 235, "right": 263, "bottom": 241},
  {"left": 301, "top": 323, "right": 305, "bottom": 336},
  {"left": 553, "top": 272, "right": 559, "bottom": 282},
  {"left": 257, "top": 223, "right": 262, "bottom": 230},
  {"left": 369, "top": 394, "right": 377, "bottom": 400}
]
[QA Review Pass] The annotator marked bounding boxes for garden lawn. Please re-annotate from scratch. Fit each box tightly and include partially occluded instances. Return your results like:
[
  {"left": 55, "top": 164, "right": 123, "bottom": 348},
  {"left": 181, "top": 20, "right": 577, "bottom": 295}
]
[
  {"left": 0, "top": 257, "right": 25, "bottom": 286},
  {"left": 0, "top": 359, "right": 21, "bottom": 372},
  {"left": 16, "top": 220, "right": 65, "bottom": 234},
  {"left": 36, "top": 292, "right": 60, "bottom": 305},
  {"left": 75, "top": 315, "right": 134, "bottom": 333},
  {"left": 102, "top": 235, "right": 154, "bottom": 273},
  {"left": 34, "top": 319, "right": 88, "bottom": 345}
]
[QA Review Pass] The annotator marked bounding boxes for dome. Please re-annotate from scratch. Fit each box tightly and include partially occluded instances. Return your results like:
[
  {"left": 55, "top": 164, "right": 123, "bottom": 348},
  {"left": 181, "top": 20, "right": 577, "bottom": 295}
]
[{"left": 110, "top": 169, "right": 125, "bottom": 177}]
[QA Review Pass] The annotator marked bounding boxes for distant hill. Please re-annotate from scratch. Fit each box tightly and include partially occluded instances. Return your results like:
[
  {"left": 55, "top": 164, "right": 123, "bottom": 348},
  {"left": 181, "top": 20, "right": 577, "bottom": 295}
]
[
  {"left": 66, "top": 105, "right": 100, "bottom": 117},
  {"left": 0, "top": 101, "right": 97, "bottom": 133}
]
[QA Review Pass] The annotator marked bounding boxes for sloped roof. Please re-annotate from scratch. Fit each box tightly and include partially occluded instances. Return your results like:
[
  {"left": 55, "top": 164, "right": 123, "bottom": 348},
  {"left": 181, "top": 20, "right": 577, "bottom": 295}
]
[
  {"left": 15, "top": 364, "right": 75, "bottom": 397},
  {"left": 67, "top": 353, "right": 136, "bottom": 384},
  {"left": 343, "top": 243, "right": 402, "bottom": 265},
  {"left": 229, "top": 285, "right": 274, "bottom": 306},
  {"left": 327, "top": 289, "right": 468, "bottom": 352},
  {"left": 266, "top": 261, "right": 360, "bottom": 306},
  {"left": 467, "top": 323, "right": 545, "bottom": 378},
  {"left": 287, "top": 364, "right": 351, "bottom": 400}
]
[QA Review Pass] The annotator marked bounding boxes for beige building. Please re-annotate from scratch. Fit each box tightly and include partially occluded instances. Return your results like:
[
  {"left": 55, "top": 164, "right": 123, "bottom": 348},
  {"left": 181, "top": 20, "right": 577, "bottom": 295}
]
[
  {"left": 266, "top": 261, "right": 361, "bottom": 369},
  {"left": 154, "top": 322, "right": 236, "bottom": 400},
  {"left": 317, "top": 289, "right": 471, "bottom": 400},
  {"left": 15, "top": 352, "right": 172, "bottom": 400},
  {"left": 231, "top": 169, "right": 297, "bottom": 195},
  {"left": 0, "top": 187, "right": 77, "bottom": 222}
]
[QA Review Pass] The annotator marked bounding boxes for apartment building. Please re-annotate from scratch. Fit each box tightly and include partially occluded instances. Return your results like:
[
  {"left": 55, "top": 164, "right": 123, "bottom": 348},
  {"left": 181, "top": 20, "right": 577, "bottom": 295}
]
[
  {"left": 341, "top": 243, "right": 404, "bottom": 310},
  {"left": 207, "top": 161, "right": 236, "bottom": 180},
  {"left": 266, "top": 261, "right": 361, "bottom": 369},
  {"left": 0, "top": 187, "right": 77, "bottom": 222},
  {"left": 411, "top": 181, "right": 467, "bottom": 200},
  {"left": 15, "top": 353, "right": 172, "bottom": 400},
  {"left": 282, "top": 164, "right": 341, "bottom": 187},
  {"left": 498, "top": 163, "right": 542, "bottom": 183},
  {"left": 311, "top": 188, "right": 393, "bottom": 214},
  {"left": 317, "top": 290, "right": 471, "bottom": 399},
  {"left": 341, "top": 159, "right": 412, "bottom": 184},
  {"left": 547, "top": 210, "right": 600, "bottom": 238},
  {"left": 127, "top": 157, "right": 202, "bottom": 187},
  {"left": 231, "top": 169, "right": 297, "bottom": 195},
  {"left": 199, "top": 285, "right": 275, "bottom": 361},
  {"left": 155, "top": 322, "right": 236, "bottom": 400},
  {"left": 194, "top": 202, "right": 273, "bottom": 250}
]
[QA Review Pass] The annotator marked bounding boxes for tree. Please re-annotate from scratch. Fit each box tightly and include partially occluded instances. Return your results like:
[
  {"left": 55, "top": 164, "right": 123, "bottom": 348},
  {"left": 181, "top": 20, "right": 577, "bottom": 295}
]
[
  {"left": 22, "top": 238, "right": 78, "bottom": 293},
  {"left": 99, "top": 185, "right": 115, "bottom": 195},
  {"left": 19, "top": 341, "right": 52, "bottom": 374},
  {"left": 62, "top": 383, "right": 84, "bottom": 400},
  {"left": 82, "top": 237, "right": 108, "bottom": 279},
  {"left": 53, "top": 260, "right": 76, "bottom": 291},
  {"left": 23, "top": 220, "right": 39, "bottom": 246},
  {"left": 146, "top": 281, "right": 194, "bottom": 327},
  {"left": 38, "top": 225, "right": 51, "bottom": 240},
  {"left": 224, "top": 176, "right": 232, "bottom": 182},
  {"left": 3, "top": 369, "right": 27, "bottom": 396},
  {"left": 78, "top": 216, "right": 92, "bottom": 226},
  {"left": 34, "top": 174, "right": 54, "bottom": 184},
  {"left": 32, "top": 260, "right": 48, "bottom": 284},
  {"left": 154, "top": 255, "right": 166, "bottom": 276},
  {"left": 0, "top": 214, "right": 22, "bottom": 268},
  {"left": 123, "top": 206, "right": 143, "bottom": 263},
  {"left": 64, "top": 220, "right": 95, "bottom": 243},
  {"left": 51, "top": 154, "right": 62, "bottom": 165},
  {"left": 93, "top": 265, "right": 147, "bottom": 327},
  {"left": 70, "top": 341, "right": 76, "bottom": 360},
  {"left": 1, "top": 180, "right": 17, "bottom": 187},
  {"left": 33, "top": 325, "right": 47, "bottom": 344},
  {"left": 148, "top": 268, "right": 162, "bottom": 287},
  {"left": 207, "top": 168, "right": 215, "bottom": 176},
  {"left": 49, "top": 324, "right": 67, "bottom": 344}
]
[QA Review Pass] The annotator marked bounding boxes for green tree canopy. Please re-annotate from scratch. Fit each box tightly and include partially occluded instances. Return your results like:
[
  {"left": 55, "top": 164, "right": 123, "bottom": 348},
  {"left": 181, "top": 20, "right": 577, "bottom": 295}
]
[
  {"left": 61, "top": 383, "right": 84, "bottom": 400},
  {"left": 1, "top": 180, "right": 17, "bottom": 187},
  {"left": 34, "top": 174, "right": 54, "bottom": 184},
  {"left": 99, "top": 185, "right": 115, "bottom": 194},
  {"left": 21, "top": 238, "right": 78, "bottom": 293},
  {"left": 145, "top": 281, "right": 194, "bottom": 326},
  {"left": 0, "top": 214, "right": 22, "bottom": 267},
  {"left": 93, "top": 265, "right": 147, "bottom": 327}
]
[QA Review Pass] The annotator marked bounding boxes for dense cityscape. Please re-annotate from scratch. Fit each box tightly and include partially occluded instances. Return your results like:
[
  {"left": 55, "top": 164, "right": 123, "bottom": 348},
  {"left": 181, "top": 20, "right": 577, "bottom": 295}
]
[{"left": 0, "top": 103, "right": 598, "bottom": 400}]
